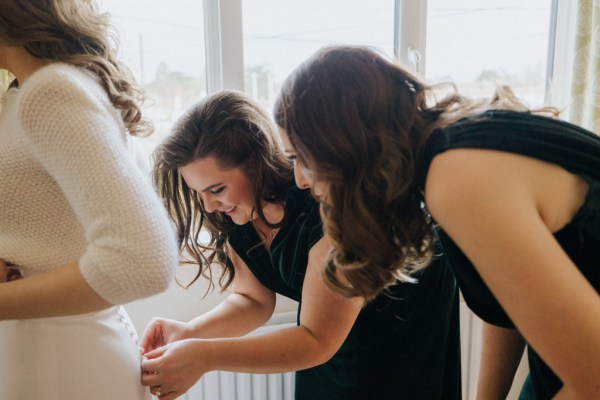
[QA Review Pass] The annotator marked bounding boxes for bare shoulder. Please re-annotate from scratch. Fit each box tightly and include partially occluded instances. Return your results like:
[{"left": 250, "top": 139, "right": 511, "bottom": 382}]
[
  {"left": 424, "top": 149, "right": 523, "bottom": 217},
  {"left": 425, "top": 148, "right": 588, "bottom": 232},
  {"left": 308, "top": 235, "right": 333, "bottom": 264}
]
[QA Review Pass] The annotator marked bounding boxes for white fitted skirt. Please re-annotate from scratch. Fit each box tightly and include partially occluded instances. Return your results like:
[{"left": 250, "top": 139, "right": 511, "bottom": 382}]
[{"left": 0, "top": 306, "right": 151, "bottom": 400}]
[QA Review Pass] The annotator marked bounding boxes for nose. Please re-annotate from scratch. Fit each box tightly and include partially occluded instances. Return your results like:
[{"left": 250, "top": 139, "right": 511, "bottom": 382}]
[
  {"left": 202, "top": 194, "right": 220, "bottom": 213},
  {"left": 294, "top": 164, "right": 311, "bottom": 189}
]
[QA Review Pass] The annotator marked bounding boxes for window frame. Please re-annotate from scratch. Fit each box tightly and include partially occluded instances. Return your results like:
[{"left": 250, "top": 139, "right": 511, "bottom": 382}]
[
  {"left": 203, "top": 0, "right": 245, "bottom": 92},
  {"left": 209, "top": 0, "right": 572, "bottom": 109}
]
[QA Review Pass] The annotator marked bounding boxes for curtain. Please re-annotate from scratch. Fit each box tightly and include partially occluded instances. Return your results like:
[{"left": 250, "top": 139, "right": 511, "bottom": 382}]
[
  {"left": 0, "top": 70, "right": 12, "bottom": 111},
  {"left": 0, "top": 69, "right": 11, "bottom": 90},
  {"left": 570, "top": 0, "right": 600, "bottom": 134}
]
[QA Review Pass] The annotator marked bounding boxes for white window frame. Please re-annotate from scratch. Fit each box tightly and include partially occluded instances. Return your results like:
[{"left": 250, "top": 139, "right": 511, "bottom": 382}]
[
  {"left": 204, "top": 0, "right": 574, "bottom": 108},
  {"left": 546, "top": 0, "right": 577, "bottom": 111},
  {"left": 203, "top": 0, "right": 244, "bottom": 92},
  {"left": 395, "top": 0, "right": 573, "bottom": 108},
  {"left": 395, "top": 0, "right": 428, "bottom": 75}
]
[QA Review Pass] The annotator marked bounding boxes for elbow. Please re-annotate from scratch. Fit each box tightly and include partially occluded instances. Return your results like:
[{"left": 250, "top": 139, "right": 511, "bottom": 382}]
[
  {"left": 315, "top": 344, "right": 339, "bottom": 366},
  {"left": 81, "top": 211, "right": 180, "bottom": 304},
  {"left": 257, "top": 297, "right": 277, "bottom": 326},
  {"left": 133, "top": 239, "right": 179, "bottom": 298},
  {"left": 565, "top": 381, "right": 600, "bottom": 400},
  {"left": 109, "top": 235, "right": 179, "bottom": 303},
  {"left": 301, "top": 328, "right": 342, "bottom": 368},
  {"left": 312, "top": 351, "right": 336, "bottom": 367},
  {"left": 305, "top": 346, "right": 338, "bottom": 369},
  {"left": 138, "top": 267, "right": 174, "bottom": 297}
]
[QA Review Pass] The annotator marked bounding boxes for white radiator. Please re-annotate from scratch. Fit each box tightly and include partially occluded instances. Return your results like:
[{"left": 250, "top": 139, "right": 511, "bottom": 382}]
[
  {"left": 185, "top": 370, "right": 295, "bottom": 400},
  {"left": 183, "top": 313, "right": 297, "bottom": 400}
]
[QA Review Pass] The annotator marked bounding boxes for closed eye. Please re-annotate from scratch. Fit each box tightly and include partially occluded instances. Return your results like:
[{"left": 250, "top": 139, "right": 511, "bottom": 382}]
[{"left": 210, "top": 186, "right": 224, "bottom": 194}]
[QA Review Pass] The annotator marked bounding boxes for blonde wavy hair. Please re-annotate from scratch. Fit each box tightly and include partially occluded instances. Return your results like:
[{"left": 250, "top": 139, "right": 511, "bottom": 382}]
[
  {"left": 275, "top": 45, "right": 557, "bottom": 301},
  {"left": 0, "top": 0, "right": 150, "bottom": 136}
]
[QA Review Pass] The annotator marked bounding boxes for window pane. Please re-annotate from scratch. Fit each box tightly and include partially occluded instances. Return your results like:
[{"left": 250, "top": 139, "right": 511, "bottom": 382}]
[
  {"left": 242, "top": 0, "right": 395, "bottom": 109},
  {"left": 426, "top": 0, "right": 552, "bottom": 107},
  {"left": 100, "top": 0, "right": 206, "bottom": 153}
]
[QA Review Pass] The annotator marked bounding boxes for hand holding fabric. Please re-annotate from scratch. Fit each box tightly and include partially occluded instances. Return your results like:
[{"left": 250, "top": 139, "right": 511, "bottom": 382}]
[
  {"left": 141, "top": 339, "right": 208, "bottom": 400},
  {"left": 139, "top": 318, "right": 190, "bottom": 355}
]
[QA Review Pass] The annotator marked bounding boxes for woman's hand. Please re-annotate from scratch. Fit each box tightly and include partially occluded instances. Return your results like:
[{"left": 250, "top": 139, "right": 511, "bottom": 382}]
[
  {"left": 0, "top": 259, "right": 23, "bottom": 283},
  {"left": 140, "top": 318, "right": 191, "bottom": 355},
  {"left": 141, "top": 339, "right": 208, "bottom": 400}
]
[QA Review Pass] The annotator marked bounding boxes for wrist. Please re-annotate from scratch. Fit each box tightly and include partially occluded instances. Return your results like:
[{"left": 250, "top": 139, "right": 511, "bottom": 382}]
[
  {"left": 189, "top": 338, "right": 216, "bottom": 373},
  {"left": 175, "top": 321, "right": 189, "bottom": 339},
  {"left": 185, "top": 320, "right": 209, "bottom": 339}
]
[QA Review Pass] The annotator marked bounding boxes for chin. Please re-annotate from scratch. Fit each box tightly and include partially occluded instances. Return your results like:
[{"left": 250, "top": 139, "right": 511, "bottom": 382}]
[{"left": 229, "top": 215, "right": 249, "bottom": 226}]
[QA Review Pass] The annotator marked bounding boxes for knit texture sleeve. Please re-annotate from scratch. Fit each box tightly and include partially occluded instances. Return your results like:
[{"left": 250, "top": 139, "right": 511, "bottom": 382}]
[{"left": 16, "top": 64, "right": 178, "bottom": 304}]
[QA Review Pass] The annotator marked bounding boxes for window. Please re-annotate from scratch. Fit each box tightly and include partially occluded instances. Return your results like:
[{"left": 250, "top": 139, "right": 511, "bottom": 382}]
[
  {"left": 101, "top": 1, "right": 561, "bottom": 136},
  {"left": 425, "top": 0, "right": 553, "bottom": 107},
  {"left": 100, "top": 0, "right": 206, "bottom": 153},
  {"left": 242, "top": 0, "right": 395, "bottom": 109}
]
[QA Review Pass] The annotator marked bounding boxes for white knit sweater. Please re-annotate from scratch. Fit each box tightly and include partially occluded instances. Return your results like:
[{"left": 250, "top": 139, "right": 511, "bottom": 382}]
[{"left": 0, "top": 63, "right": 178, "bottom": 305}]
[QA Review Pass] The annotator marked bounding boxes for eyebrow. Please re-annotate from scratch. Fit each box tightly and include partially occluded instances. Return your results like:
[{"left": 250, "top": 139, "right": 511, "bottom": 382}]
[{"left": 201, "top": 183, "right": 223, "bottom": 193}]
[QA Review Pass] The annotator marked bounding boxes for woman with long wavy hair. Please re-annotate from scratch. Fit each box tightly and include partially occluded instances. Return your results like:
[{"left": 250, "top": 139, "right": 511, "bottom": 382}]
[
  {"left": 275, "top": 45, "right": 600, "bottom": 399},
  {"left": 139, "top": 89, "right": 461, "bottom": 400},
  {"left": 0, "top": 1, "right": 178, "bottom": 398}
]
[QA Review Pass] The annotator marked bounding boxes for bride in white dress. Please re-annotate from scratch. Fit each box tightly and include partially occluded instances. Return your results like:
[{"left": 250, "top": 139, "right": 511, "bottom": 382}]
[{"left": 0, "top": 1, "right": 178, "bottom": 399}]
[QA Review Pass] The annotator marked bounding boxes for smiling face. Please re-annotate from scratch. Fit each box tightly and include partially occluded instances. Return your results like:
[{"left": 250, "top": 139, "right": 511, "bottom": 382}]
[
  {"left": 179, "top": 156, "right": 256, "bottom": 225},
  {"left": 277, "top": 127, "right": 328, "bottom": 200}
]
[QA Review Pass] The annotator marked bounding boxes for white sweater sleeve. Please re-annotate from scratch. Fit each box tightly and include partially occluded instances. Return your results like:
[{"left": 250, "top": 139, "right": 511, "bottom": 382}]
[{"left": 16, "top": 65, "right": 178, "bottom": 305}]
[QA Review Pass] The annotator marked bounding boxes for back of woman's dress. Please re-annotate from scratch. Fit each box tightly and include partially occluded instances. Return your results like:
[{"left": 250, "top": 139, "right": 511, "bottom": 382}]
[
  {"left": 0, "top": 63, "right": 177, "bottom": 399},
  {"left": 229, "top": 184, "right": 462, "bottom": 400},
  {"left": 422, "top": 110, "right": 600, "bottom": 399}
]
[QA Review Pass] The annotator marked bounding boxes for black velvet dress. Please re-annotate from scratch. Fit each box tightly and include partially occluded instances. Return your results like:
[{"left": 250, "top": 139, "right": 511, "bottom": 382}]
[
  {"left": 422, "top": 110, "right": 600, "bottom": 399},
  {"left": 229, "top": 185, "right": 462, "bottom": 400}
]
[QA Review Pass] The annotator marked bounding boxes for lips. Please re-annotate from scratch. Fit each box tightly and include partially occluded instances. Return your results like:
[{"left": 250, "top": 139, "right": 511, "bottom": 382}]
[{"left": 223, "top": 206, "right": 236, "bottom": 215}]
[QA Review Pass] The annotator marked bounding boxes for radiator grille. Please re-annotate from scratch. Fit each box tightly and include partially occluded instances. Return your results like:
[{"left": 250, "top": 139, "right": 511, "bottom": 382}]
[
  {"left": 184, "top": 315, "right": 297, "bottom": 400},
  {"left": 185, "top": 370, "right": 295, "bottom": 400}
]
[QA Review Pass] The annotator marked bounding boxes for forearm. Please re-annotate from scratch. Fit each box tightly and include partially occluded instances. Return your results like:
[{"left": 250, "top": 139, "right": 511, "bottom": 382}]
[
  {"left": 476, "top": 322, "right": 526, "bottom": 400},
  {"left": 198, "top": 325, "right": 333, "bottom": 374},
  {"left": 0, "top": 262, "right": 111, "bottom": 320},
  {"left": 186, "top": 293, "right": 274, "bottom": 339}
]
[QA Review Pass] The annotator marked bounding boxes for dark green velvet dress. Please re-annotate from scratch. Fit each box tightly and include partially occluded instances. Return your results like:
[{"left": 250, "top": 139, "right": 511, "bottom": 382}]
[
  {"left": 422, "top": 110, "right": 600, "bottom": 399},
  {"left": 228, "top": 185, "right": 461, "bottom": 400}
]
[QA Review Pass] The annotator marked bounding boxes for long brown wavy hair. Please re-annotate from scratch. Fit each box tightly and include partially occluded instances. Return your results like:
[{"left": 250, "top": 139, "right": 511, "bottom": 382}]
[
  {"left": 275, "top": 45, "right": 556, "bottom": 301},
  {"left": 153, "top": 90, "right": 293, "bottom": 292},
  {"left": 0, "top": 0, "right": 150, "bottom": 136}
]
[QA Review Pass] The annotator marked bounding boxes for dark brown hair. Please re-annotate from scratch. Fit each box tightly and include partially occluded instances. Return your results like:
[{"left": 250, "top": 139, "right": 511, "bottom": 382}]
[
  {"left": 153, "top": 90, "right": 293, "bottom": 292},
  {"left": 0, "top": 0, "right": 150, "bottom": 136},
  {"left": 275, "top": 45, "right": 550, "bottom": 301}
]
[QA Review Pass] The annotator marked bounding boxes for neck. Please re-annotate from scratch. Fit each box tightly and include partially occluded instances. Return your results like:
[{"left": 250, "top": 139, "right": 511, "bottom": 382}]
[
  {"left": 261, "top": 202, "right": 285, "bottom": 226},
  {"left": 2, "top": 46, "right": 51, "bottom": 85},
  {"left": 252, "top": 202, "right": 285, "bottom": 245}
]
